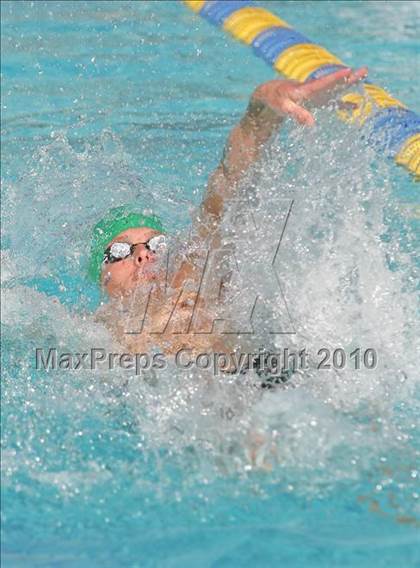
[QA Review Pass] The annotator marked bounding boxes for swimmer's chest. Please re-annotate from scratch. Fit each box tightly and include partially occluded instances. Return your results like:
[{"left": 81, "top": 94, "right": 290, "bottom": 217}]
[{"left": 122, "top": 289, "right": 242, "bottom": 356}]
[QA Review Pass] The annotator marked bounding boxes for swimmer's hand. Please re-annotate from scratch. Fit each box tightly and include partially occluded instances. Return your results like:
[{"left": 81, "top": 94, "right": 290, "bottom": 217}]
[{"left": 251, "top": 67, "right": 368, "bottom": 126}]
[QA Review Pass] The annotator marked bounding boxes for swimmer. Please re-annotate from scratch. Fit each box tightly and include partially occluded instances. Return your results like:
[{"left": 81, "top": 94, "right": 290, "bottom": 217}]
[{"left": 91, "top": 68, "right": 368, "bottom": 363}]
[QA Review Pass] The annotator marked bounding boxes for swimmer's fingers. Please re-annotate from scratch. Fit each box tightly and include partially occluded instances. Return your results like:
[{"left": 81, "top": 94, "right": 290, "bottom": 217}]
[
  {"left": 279, "top": 99, "right": 315, "bottom": 126},
  {"left": 346, "top": 66, "right": 369, "bottom": 86},
  {"left": 300, "top": 66, "right": 368, "bottom": 100},
  {"left": 300, "top": 68, "right": 352, "bottom": 98}
]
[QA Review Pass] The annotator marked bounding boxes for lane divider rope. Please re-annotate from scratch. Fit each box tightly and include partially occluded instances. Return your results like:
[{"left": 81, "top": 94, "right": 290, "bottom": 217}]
[{"left": 183, "top": 0, "right": 420, "bottom": 180}]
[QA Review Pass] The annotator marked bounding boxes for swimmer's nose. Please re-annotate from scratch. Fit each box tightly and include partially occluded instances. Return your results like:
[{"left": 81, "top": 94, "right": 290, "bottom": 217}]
[{"left": 133, "top": 244, "right": 153, "bottom": 266}]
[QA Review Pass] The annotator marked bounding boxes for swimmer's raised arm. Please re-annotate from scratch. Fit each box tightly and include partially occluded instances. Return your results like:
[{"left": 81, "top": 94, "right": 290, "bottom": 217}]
[{"left": 195, "top": 67, "right": 367, "bottom": 239}]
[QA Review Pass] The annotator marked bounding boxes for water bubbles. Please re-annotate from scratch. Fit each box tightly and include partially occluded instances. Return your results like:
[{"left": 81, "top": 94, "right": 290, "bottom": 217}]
[{"left": 1, "top": 30, "right": 418, "bottom": 553}]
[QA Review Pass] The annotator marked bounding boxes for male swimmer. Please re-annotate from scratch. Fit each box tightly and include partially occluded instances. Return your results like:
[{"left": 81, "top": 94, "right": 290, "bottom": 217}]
[{"left": 90, "top": 69, "right": 367, "bottom": 372}]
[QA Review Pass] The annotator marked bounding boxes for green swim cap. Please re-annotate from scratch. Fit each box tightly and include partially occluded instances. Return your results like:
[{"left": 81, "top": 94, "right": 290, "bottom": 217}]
[{"left": 88, "top": 205, "right": 164, "bottom": 282}]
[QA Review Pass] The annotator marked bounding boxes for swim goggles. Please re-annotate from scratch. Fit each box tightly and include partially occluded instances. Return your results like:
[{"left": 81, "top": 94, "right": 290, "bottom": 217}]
[{"left": 103, "top": 235, "right": 167, "bottom": 265}]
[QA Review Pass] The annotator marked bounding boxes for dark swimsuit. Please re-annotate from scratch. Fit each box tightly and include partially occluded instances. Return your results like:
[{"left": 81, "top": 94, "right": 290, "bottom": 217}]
[
  {"left": 222, "top": 349, "right": 294, "bottom": 390},
  {"left": 251, "top": 350, "right": 294, "bottom": 389}
]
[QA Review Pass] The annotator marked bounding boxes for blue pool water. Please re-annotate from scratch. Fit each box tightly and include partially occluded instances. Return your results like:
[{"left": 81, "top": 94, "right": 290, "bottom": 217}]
[{"left": 1, "top": 1, "right": 419, "bottom": 566}]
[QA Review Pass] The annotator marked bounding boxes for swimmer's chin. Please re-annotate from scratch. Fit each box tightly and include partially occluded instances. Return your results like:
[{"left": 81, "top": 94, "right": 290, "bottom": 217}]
[
  {"left": 134, "top": 264, "right": 163, "bottom": 282},
  {"left": 121, "top": 268, "right": 165, "bottom": 295},
  {"left": 104, "top": 266, "right": 165, "bottom": 298}
]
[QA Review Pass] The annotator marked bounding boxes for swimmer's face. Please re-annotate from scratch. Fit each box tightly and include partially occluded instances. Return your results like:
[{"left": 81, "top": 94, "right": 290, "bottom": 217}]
[{"left": 101, "top": 227, "right": 164, "bottom": 297}]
